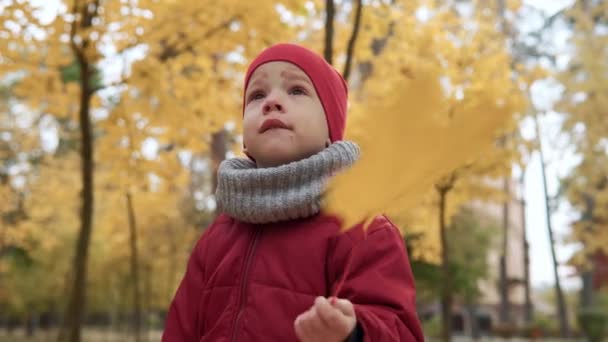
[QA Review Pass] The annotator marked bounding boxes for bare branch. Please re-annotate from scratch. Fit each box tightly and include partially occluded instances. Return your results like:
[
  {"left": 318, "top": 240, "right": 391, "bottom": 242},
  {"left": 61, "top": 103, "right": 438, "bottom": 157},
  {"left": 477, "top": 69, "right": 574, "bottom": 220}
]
[
  {"left": 91, "top": 80, "right": 125, "bottom": 93},
  {"left": 343, "top": 0, "right": 363, "bottom": 81},
  {"left": 157, "top": 15, "right": 240, "bottom": 62},
  {"left": 324, "top": 0, "right": 335, "bottom": 64},
  {"left": 69, "top": 0, "right": 82, "bottom": 60}
]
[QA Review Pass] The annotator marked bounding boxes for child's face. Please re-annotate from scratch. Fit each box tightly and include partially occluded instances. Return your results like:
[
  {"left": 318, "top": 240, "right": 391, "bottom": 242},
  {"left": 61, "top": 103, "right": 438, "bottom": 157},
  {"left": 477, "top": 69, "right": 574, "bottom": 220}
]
[{"left": 243, "top": 61, "right": 330, "bottom": 167}]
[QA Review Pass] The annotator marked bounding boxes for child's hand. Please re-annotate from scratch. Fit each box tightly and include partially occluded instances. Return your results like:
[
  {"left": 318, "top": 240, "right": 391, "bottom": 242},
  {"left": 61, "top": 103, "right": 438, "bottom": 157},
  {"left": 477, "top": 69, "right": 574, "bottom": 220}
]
[{"left": 294, "top": 296, "right": 357, "bottom": 342}]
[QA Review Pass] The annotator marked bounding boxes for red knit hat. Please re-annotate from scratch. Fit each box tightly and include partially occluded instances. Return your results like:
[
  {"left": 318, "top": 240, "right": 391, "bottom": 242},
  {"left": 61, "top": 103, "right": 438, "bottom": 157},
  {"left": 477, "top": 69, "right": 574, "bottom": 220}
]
[{"left": 243, "top": 43, "right": 348, "bottom": 142}]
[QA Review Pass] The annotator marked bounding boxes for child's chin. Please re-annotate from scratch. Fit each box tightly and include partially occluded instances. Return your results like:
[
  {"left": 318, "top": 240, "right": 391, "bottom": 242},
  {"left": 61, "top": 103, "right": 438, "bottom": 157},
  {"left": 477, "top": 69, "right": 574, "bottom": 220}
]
[{"left": 257, "top": 150, "right": 297, "bottom": 166}]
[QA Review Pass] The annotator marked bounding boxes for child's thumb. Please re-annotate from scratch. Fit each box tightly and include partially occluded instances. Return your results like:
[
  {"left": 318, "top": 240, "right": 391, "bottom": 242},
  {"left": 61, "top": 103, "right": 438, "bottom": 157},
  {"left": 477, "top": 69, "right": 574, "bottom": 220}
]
[{"left": 329, "top": 297, "right": 355, "bottom": 317}]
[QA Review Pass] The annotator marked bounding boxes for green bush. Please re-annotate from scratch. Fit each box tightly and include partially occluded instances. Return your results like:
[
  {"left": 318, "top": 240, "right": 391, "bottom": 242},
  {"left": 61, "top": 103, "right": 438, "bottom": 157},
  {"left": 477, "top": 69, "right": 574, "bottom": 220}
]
[
  {"left": 422, "top": 316, "right": 441, "bottom": 339},
  {"left": 578, "top": 308, "right": 608, "bottom": 342}
]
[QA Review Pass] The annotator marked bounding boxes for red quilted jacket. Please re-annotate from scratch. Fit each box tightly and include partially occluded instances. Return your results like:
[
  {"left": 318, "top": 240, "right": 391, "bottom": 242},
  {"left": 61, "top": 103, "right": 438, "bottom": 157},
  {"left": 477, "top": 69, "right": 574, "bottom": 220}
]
[{"left": 162, "top": 213, "right": 424, "bottom": 341}]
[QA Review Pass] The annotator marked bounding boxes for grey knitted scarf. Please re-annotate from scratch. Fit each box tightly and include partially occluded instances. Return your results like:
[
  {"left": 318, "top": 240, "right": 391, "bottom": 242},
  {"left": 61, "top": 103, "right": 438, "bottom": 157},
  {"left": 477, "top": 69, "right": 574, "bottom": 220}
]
[{"left": 215, "top": 141, "right": 359, "bottom": 224}]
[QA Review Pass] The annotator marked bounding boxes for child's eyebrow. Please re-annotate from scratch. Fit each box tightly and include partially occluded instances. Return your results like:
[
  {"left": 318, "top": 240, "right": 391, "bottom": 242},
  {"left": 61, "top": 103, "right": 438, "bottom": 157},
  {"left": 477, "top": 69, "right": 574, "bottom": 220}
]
[
  {"left": 248, "top": 72, "right": 268, "bottom": 90},
  {"left": 281, "top": 70, "right": 312, "bottom": 86}
]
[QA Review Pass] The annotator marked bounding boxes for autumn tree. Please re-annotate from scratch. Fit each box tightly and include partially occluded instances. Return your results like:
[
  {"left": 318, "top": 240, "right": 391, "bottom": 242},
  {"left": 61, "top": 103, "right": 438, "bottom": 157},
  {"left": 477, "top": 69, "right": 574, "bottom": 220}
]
[
  {"left": 1, "top": 1, "right": 312, "bottom": 340},
  {"left": 558, "top": 0, "right": 608, "bottom": 314}
]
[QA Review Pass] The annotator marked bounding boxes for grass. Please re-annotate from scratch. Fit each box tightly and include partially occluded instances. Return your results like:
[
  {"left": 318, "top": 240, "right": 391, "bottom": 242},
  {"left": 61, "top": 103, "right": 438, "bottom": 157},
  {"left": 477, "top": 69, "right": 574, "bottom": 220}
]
[
  {"left": 2, "top": 330, "right": 586, "bottom": 342},
  {"left": 0, "top": 328, "right": 162, "bottom": 342}
]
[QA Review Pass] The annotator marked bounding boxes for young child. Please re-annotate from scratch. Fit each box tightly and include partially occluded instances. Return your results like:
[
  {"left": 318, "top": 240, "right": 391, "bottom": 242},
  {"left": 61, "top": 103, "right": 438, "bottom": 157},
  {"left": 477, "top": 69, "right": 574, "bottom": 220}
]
[{"left": 162, "top": 43, "right": 424, "bottom": 342}]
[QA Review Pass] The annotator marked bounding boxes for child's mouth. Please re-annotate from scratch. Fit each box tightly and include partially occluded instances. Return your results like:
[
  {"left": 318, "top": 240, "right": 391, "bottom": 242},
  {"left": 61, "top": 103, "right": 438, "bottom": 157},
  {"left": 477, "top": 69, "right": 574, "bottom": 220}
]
[{"left": 259, "top": 118, "right": 290, "bottom": 133}]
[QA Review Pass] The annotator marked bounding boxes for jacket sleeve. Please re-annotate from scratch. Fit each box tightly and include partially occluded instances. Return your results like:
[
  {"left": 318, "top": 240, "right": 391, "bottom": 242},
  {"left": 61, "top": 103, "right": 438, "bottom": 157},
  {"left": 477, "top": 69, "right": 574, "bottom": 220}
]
[
  {"left": 328, "top": 216, "right": 424, "bottom": 342},
  {"left": 162, "top": 220, "right": 218, "bottom": 341}
]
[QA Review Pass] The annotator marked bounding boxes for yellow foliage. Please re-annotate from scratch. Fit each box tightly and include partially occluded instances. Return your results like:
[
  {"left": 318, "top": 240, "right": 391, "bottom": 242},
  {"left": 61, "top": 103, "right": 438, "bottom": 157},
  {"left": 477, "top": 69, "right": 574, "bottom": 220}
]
[
  {"left": 558, "top": 1, "right": 608, "bottom": 262},
  {"left": 325, "top": 3, "right": 524, "bottom": 233},
  {"left": 0, "top": 0, "right": 531, "bottom": 312}
]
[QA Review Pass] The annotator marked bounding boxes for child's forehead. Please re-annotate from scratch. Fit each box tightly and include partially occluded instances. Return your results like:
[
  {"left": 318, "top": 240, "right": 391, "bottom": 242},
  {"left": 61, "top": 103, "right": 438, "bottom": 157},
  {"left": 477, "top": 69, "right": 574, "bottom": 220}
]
[{"left": 249, "top": 61, "right": 308, "bottom": 80}]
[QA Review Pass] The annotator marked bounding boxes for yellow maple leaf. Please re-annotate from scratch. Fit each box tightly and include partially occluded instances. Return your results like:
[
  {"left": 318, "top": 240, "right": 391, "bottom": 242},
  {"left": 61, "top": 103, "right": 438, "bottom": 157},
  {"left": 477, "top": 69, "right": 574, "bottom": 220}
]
[{"left": 324, "top": 64, "right": 514, "bottom": 230}]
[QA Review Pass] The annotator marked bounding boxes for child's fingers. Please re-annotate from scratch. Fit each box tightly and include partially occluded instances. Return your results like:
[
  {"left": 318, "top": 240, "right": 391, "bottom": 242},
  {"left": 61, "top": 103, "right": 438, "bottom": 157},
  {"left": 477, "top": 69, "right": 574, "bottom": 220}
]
[
  {"left": 329, "top": 297, "right": 355, "bottom": 317},
  {"left": 294, "top": 310, "right": 313, "bottom": 341},
  {"left": 306, "top": 306, "right": 325, "bottom": 335},
  {"left": 294, "top": 307, "right": 323, "bottom": 340},
  {"left": 314, "top": 296, "right": 344, "bottom": 330}
]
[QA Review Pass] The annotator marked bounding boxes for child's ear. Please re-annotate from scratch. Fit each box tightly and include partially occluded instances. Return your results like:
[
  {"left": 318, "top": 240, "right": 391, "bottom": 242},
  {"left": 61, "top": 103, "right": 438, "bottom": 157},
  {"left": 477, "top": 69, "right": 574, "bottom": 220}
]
[{"left": 243, "top": 144, "right": 248, "bottom": 152}]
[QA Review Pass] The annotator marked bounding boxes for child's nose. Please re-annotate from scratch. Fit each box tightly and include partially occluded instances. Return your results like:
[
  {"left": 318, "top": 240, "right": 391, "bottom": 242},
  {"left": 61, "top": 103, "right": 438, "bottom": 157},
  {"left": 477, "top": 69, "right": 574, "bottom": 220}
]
[{"left": 263, "top": 97, "right": 284, "bottom": 114}]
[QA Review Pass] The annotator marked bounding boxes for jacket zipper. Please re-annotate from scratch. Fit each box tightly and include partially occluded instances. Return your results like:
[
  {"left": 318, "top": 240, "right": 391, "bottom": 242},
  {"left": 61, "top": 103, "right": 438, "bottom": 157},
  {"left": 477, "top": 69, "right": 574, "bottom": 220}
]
[{"left": 230, "top": 228, "right": 260, "bottom": 342}]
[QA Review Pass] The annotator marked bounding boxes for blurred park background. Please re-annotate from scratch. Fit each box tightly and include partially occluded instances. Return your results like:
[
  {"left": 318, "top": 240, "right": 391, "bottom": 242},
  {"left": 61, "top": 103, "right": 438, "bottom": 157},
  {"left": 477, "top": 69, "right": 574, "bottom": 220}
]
[{"left": 1, "top": 0, "right": 607, "bottom": 341}]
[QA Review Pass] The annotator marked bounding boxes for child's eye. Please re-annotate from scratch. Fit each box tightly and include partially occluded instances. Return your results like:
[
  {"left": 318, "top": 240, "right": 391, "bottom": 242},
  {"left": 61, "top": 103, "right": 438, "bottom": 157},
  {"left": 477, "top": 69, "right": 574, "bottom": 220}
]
[
  {"left": 289, "top": 86, "right": 307, "bottom": 96},
  {"left": 248, "top": 91, "right": 265, "bottom": 103}
]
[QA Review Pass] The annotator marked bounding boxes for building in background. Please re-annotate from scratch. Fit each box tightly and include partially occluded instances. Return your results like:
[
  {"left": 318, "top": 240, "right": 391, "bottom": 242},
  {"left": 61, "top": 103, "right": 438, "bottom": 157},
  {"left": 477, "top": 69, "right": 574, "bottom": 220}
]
[
  {"left": 469, "top": 178, "right": 532, "bottom": 333},
  {"left": 420, "top": 178, "right": 534, "bottom": 336}
]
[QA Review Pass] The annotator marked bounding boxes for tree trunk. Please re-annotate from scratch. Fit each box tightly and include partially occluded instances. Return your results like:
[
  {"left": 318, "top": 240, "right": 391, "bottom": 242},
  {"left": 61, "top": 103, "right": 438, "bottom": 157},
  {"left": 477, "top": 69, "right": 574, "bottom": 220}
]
[
  {"left": 437, "top": 183, "right": 453, "bottom": 342},
  {"left": 60, "top": 55, "right": 94, "bottom": 342},
  {"left": 342, "top": 0, "right": 363, "bottom": 81},
  {"left": 580, "top": 269, "right": 594, "bottom": 308},
  {"left": 499, "top": 178, "right": 511, "bottom": 324},
  {"left": 59, "top": 2, "right": 100, "bottom": 341},
  {"left": 465, "top": 301, "right": 479, "bottom": 340},
  {"left": 166, "top": 233, "right": 179, "bottom": 305},
  {"left": 533, "top": 113, "right": 570, "bottom": 336},
  {"left": 494, "top": 3, "right": 514, "bottom": 325},
  {"left": 520, "top": 174, "right": 533, "bottom": 323},
  {"left": 126, "top": 192, "right": 142, "bottom": 342},
  {"left": 211, "top": 129, "right": 228, "bottom": 198},
  {"left": 324, "top": 0, "right": 335, "bottom": 64},
  {"left": 24, "top": 311, "right": 34, "bottom": 337},
  {"left": 143, "top": 263, "right": 152, "bottom": 342}
]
